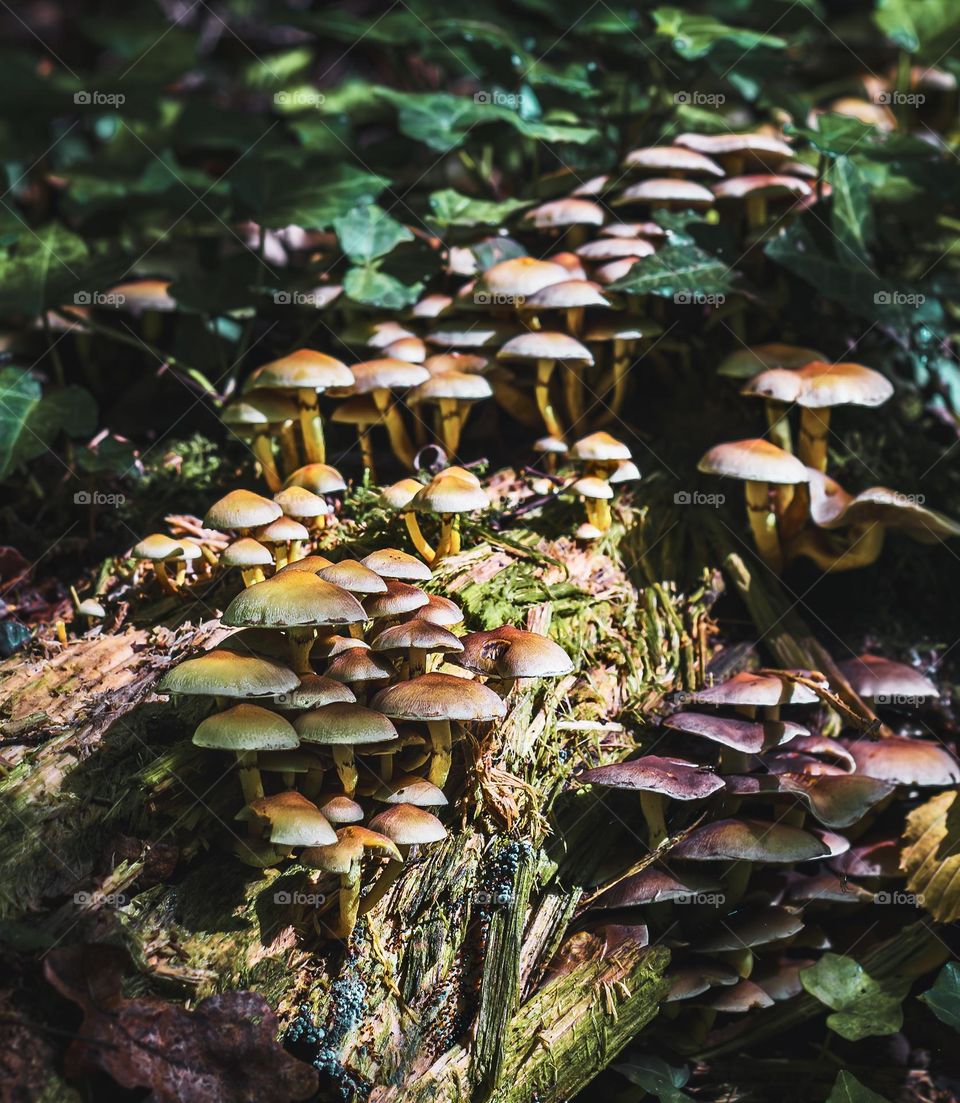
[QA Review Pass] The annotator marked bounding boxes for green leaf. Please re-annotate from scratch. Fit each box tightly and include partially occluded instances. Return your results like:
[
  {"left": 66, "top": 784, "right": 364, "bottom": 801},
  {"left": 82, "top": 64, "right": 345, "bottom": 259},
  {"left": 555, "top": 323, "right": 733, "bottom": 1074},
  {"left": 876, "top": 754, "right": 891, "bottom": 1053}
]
[
  {"left": 609, "top": 244, "right": 734, "bottom": 299},
  {"left": 829, "top": 156, "right": 873, "bottom": 261},
  {"left": 0, "top": 225, "right": 88, "bottom": 315},
  {"left": 875, "top": 0, "right": 960, "bottom": 56},
  {"left": 343, "top": 266, "right": 422, "bottom": 310},
  {"left": 614, "top": 1055, "right": 692, "bottom": 1103},
  {"left": 652, "top": 6, "right": 786, "bottom": 59},
  {"left": 333, "top": 205, "right": 413, "bottom": 264},
  {"left": 230, "top": 158, "right": 386, "bottom": 229},
  {"left": 0, "top": 368, "right": 96, "bottom": 479},
  {"left": 919, "top": 962, "right": 960, "bottom": 1030},
  {"left": 428, "top": 189, "right": 532, "bottom": 228},
  {"left": 826, "top": 1071, "right": 890, "bottom": 1103},
  {"left": 800, "top": 954, "right": 910, "bottom": 1041}
]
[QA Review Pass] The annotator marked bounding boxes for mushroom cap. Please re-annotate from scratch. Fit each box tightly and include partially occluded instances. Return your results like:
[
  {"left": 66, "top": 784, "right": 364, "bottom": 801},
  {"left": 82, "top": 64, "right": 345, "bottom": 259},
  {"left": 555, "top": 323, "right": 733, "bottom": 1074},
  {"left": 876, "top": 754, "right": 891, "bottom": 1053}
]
[
  {"left": 316, "top": 794, "right": 365, "bottom": 825},
  {"left": 608, "top": 459, "right": 641, "bottom": 485},
  {"left": 601, "top": 221, "right": 667, "bottom": 238},
  {"left": 576, "top": 522, "right": 604, "bottom": 540},
  {"left": 479, "top": 256, "right": 570, "bottom": 298},
  {"left": 408, "top": 372, "right": 493, "bottom": 403},
  {"left": 766, "top": 734, "right": 856, "bottom": 775},
  {"left": 672, "top": 818, "right": 829, "bottom": 862},
  {"left": 615, "top": 178, "right": 715, "bottom": 206},
  {"left": 236, "top": 790, "right": 336, "bottom": 846},
  {"left": 76, "top": 599, "right": 106, "bottom": 618},
  {"left": 583, "top": 316, "right": 655, "bottom": 342},
  {"left": 347, "top": 358, "right": 430, "bottom": 394},
  {"left": 381, "top": 478, "right": 423, "bottom": 511},
  {"left": 570, "top": 431, "right": 632, "bottom": 462},
  {"left": 219, "top": 627, "right": 290, "bottom": 660},
  {"left": 594, "top": 867, "right": 721, "bottom": 908},
  {"left": 107, "top": 278, "right": 177, "bottom": 311},
  {"left": 665, "top": 960, "right": 740, "bottom": 1002},
  {"left": 523, "top": 198, "right": 605, "bottom": 228},
  {"left": 258, "top": 516, "right": 311, "bottom": 544},
  {"left": 578, "top": 755, "right": 724, "bottom": 799},
  {"left": 271, "top": 673, "right": 355, "bottom": 709},
  {"left": 717, "top": 342, "right": 823, "bottom": 379},
  {"left": 283, "top": 463, "right": 347, "bottom": 495},
  {"left": 742, "top": 360, "right": 893, "bottom": 409},
  {"left": 383, "top": 336, "right": 427, "bottom": 363},
  {"left": 223, "top": 393, "right": 298, "bottom": 426},
  {"left": 497, "top": 331, "right": 594, "bottom": 365},
  {"left": 844, "top": 737, "right": 960, "bottom": 787},
  {"left": 837, "top": 654, "right": 938, "bottom": 700},
  {"left": 276, "top": 554, "right": 334, "bottom": 575},
  {"left": 697, "top": 439, "right": 810, "bottom": 485},
  {"left": 831, "top": 837, "right": 901, "bottom": 879},
  {"left": 826, "top": 486, "right": 960, "bottom": 543},
  {"left": 691, "top": 670, "right": 821, "bottom": 707},
  {"left": 427, "top": 321, "right": 521, "bottom": 350},
  {"left": 132, "top": 533, "right": 183, "bottom": 560},
  {"left": 222, "top": 573, "right": 367, "bottom": 630},
  {"left": 372, "top": 618, "right": 464, "bottom": 656},
  {"left": 713, "top": 174, "right": 812, "bottom": 201},
  {"left": 364, "top": 579, "right": 429, "bottom": 619},
  {"left": 368, "top": 803, "right": 447, "bottom": 845},
  {"left": 318, "top": 560, "right": 388, "bottom": 595},
  {"left": 374, "top": 774, "right": 449, "bottom": 807},
  {"left": 534, "top": 436, "right": 568, "bottom": 456},
  {"left": 457, "top": 625, "right": 573, "bottom": 679},
  {"left": 372, "top": 672, "right": 507, "bottom": 722},
  {"left": 575, "top": 238, "right": 656, "bottom": 261},
  {"left": 623, "top": 145, "right": 725, "bottom": 176},
  {"left": 193, "top": 703, "right": 299, "bottom": 752},
  {"left": 573, "top": 475, "right": 613, "bottom": 500},
  {"left": 676, "top": 130, "right": 793, "bottom": 161},
  {"left": 159, "top": 650, "right": 298, "bottom": 698},
  {"left": 221, "top": 538, "right": 274, "bottom": 568},
  {"left": 425, "top": 352, "right": 489, "bottom": 376},
  {"left": 523, "top": 280, "right": 612, "bottom": 310},
  {"left": 173, "top": 539, "right": 201, "bottom": 561},
  {"left": 413, "top": 473, "right": 490, "bottom": 515},
  {"left": 706, "top": 978, "right": 776, "bottom": 1013},
  {"left": 325, "top": 648, "right": 396, "bottom": 685},
  {"left": 726, "top": 772, "right": 895, "bottom": 827},
  {"left": 302, "top": 826, "right": 402, "bottom": 872},
  {"left": 273, "top": 485, "right": 329, "bottom": 519},
  {"left": 294, "top": 702, "right": 398, "bottom": 746},
  {"left": 664, "top": 712, "right": 807, "bottom": 753},
  {"left": 412, "top": 293, "right": 454, "bottom": 319},
  {"left": 547, "top": 251, "right": 588, "bottom": 278},
  {"left": 312, "top": 634, "right": 369, "bottom": 660},
  {"left": 331, "top": 395, "right": 381, "bottom": 427},
  {"left": 247, "top": 348, "right": 353, "bottom": 392},
  {"left": 699, "top": 906, "right": 804, "bottom": 952},
  {"left": 361, "top": 548, "right": 432, "bottom": 581},
  {"left": 404, "top": 593, "right": 463, "bottom": 626},
  {"left": 361, "top": 320, "right": 415, "bottom": 349},
  {"left": 205, "top": 489, "right": 283, "bottom": 531}
]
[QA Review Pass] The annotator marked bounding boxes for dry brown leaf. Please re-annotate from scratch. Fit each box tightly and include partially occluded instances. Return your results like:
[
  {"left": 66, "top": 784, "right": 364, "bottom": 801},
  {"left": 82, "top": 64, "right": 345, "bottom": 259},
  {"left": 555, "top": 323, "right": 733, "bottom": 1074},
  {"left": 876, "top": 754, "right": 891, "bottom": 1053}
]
[{"left": 901, "top": 790, "right": 960, "bottom": 923}]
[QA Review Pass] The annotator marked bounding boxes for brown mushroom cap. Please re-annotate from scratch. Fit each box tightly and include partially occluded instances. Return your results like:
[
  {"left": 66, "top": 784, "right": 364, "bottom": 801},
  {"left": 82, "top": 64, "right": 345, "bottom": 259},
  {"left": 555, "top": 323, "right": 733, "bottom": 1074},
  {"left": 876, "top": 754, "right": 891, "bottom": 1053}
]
[
  {"left": 302, "top": 825, "right": 402, "bottom": 872},
  {"left": 578, "top": 755, "right": 725, "bottom": 799},
  {"left": 570, "top": 431, "right": 632, "bottom": 462},
  {"left": 844, "top": 737, "right": 960, "bottom": 787},
  {"left": 457, "top": 625, "right": 573, "bottom": 679},
  {"left": 664, "top": 712, "right": 807, "bottom": 753},
  {"left": 159, "top": 649, "right": 298, "bottom": 698},
  {"left": 830, "top": 837, "right": 901, "bottom": 879},
  {"left": 575, "top": 238, "right": 656, "bottom": 261},
  {"left": 408, "top": 371, "right": 493, "bottom": 405},
  {"left": 318, "top": 560, "right": 389, "bottom": 595},
  {"left": 246, "top": 348, "right": 353, "bottom": 392},
  {"left": 725, "top": 772, "right": 895, "bottom": 827},
  {"left": 360, "top": 548, "right": 432, "bottom": 581},
  {"left": 270, "top": 673, "right": 356, "bottom": 709},
  {"left": 614, "top": 178, "right": 715, "bottom": 207},
  {"left": 672, "top": 818, "right": 830, "bottom": 862},
  {"left": 403, "top": 593, "right": 463, "bottom": 627},
  {"left": 691, "top": 671, "right": 820, "bottom": 707},
  {"left": 594, "top": 867, "right": 721, "bottom": 909},
  {"left": 363, "top": 579, "right": 429, "bottom": 619},
  {"left": 193, "top": 703, "right": 299, "bottom": 751},
  {"left": 294, "top": 702, "right": 398, "bottom": 746},
  {"left": 675, "top": 130, "right": 793, "bottom": 164},
  {"left": 236, "top": 790, "right": 336, "bottom": 846},
  {"left": 706, "top": 978, "right": 776, "bottom": 1013},
  {"left": 836, "top": 654, "right": 937, "bottom": 701},
  {"left": 524, "top": 198, "right": 605, "bottom": 228},
  {"left": 373, "top": 774, "right": 449, "bottom": 807},
  {"left": 497, "top": 331, "right": 594, "bottom": 365},
  {"left": 713, "top": 174, "right": 812, "bottom": 202},
  {"left": 368, "top": 803, "right": 448, "bottom": 845},
  {"left": 223, "top": 573, "right": 367, "bottom": 630},
  {"left": 372, "top": 672, "right": 507, "bottom": 722},
  {"left": 623, "top": 145, "right": 725, "bottom": 176},
  {"left": 221, "top": 538, "right": 274, "bottom": 569},
  {"left": 346, "top": 358, "right": 430, "bottom": 394},
  {"left": 665, "top": 960, "right": 740, "bottom": 1002},
  {"left": 699, "top": 906, "right": 804, "bottom": 952},
  {"left": 205, "top": 489, "right": 283, "bottom": 531},
  {"left": 478, "top": 256, "right": 570, "bottom": 298},
  {"left": 372, "top": 618, "right": 464, "bottom": 657},
  {"left": 717, "top": 342, "right": 824, "bottom": 379},
  {"left": 325, "top": 648, "right": 396, "bottom": 685},
  {"left": 283, "top": 463, "right": 347, "bottom": 495},
  {"left": 316, "top": 793, "right": 365, "bottom": 825},
  {"left": 275, "top": 555, "right": 334, "bottom": 575},
  {"left": 523, "top": 279, "right": 612, "bottom": 310},
  {"left": 697, "top": 439, "right": 810, "bottom": 485}
]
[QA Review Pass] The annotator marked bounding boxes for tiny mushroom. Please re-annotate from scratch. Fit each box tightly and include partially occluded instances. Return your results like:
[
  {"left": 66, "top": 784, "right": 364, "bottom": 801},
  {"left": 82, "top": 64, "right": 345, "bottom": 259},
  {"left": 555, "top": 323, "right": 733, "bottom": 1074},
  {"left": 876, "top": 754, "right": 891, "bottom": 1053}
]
[
  {"left": 193, "top": 703, "right": 298, "bottom": 809},
  {"left": 294, "top": 701, "right": 398, "bottom": 796},
  {"left": 302, "top": 826, "right": 401, "bottom": 939},
  {"left": 497, "top": 331, "right": 594, "bottom": 441},
  {"left": 221, "top": 538, "right": 274, "bottom": 587},
  {"left": 132, "top": 534, "right": 185, "bottom": 595}
]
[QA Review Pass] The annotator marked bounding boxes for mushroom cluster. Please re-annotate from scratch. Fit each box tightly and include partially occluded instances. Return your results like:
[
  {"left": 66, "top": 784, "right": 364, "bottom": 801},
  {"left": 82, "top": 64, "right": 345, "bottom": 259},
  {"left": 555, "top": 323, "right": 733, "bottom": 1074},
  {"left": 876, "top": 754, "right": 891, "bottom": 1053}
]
[
  {"left": 577, "top": 657, "right": 958, "bottom": 1044},
  {"left": 158, "top": 525, "right": 573, "bottom": 940},
  {"left": 700, "top": 346, "right": 960, "bottom": 572}
]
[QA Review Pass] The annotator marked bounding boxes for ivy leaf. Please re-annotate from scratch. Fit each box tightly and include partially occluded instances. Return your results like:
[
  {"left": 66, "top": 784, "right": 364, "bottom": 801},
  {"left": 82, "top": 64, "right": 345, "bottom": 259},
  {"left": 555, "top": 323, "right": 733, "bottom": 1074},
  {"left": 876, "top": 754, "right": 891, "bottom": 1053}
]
[
  {"left": 829, "top": 156, "right": 873, "bottom": 262},
  {"left": 609, "top": 244, "right": 734, "bottom": 299},
  {"left": 919, "top": 962, "right": 960, "bottom": 1030},
  {"left": 614, "top": 1055, "right": 692, "bottom": 1103},
  {"left": 343, "top": 266, "right": 422, "bottom": 310},
  {"left": 428, "top": 190, "right": 532, "bottom": 228},
  {"left": 874, "top": 0, "right": 960, "bottom": 56},
  {"left": 652, "top": 7, "right": 786, "bottom": 59},
  {"left": 901, "top": 791, "right": 960, "bottom": 922},
  {"left": 333, "top": 205, "right": 413, "bottom": 264},
  {"left": 826, "top": 1071, "right": 891, "bottom": 1103},
  {"left": 800, "top": 953, "right": 910, "bottom": 1041},
  {"left": 230, "top": 158, "right": 386, "bottom": 229},
  {"left": 0, "top": 225, "right": 88, "bottom": 315},
  {"left": 0, "top": 368, "right": 97, "bottom": 479}
]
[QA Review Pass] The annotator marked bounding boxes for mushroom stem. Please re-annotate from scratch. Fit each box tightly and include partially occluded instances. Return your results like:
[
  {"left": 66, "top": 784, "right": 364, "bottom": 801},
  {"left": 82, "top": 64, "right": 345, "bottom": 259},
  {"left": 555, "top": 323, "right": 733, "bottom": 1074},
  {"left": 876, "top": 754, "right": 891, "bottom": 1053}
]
[
  {"left": 639, "top": 790, "right": 667, "bottom": 847},
  {"left": 240, "top": 567, "right": 266, "bottom": 588},
  {"left": 175, "top": 561, "right": 188, "bottom": 587},
  {"left": 287, "top": 628, "right": 315, "bottom": 675},
  {"left": 289, "top": 540, "right": 304, "bottom": 563},
  {"left": 744, "top": 480, "right": 782, "bottom": 573},
  {"left": 562, "top": 363, "right": 584, "bottom": 427},
  {"left": 237, "top": 750, "right": 264, "bottom": 836},
  {"left": 608, "top": 339, "right": 632, "bottom": 420},
  {"left": 535, "top": 358, "right": 564, "bottom": 439},
  {"left": 725, "top": 859, "right": 752, "bottom": 905},
  {"left": 764, "top": 399, "right": 792, "bottom": 454},
  {"left": 279, "top": 422, "right": 300, "bottom": 475},
  {"left": 357, "top": 427, "right": 376, "bottom": 479},
  {"left": 746, "top": 193, "right": 768, "bottom": 229},
  {"left": 153, "top": 560, "right": 179, "bottom": 596},
  {"left": 252, "top": 431, "right": 282, "bottom": 492},
  {"left": 373, "top": 389, "right": 417, "bottom": 469},
  {"left": 426, "top": 719, "right": 453, "bottom": 787},
  {"left": 566, "top": 306, "right": 585, "bottom": 338},
  {"left": 302, "top": 766, "right": 324, "bottom": 798},
  {"left": 297, "top": 387, "right": 326, "bottom": 464},
  {"left": 332, "top": 745, "right": 358, "bottom": 796},
  {"left": 438, "top": 398, "right": 462, "bottom": 456},
  {"left": 360, "top": 850, "right": 406, "bottom": 916},
  {"left": 333, "top": 858, "right": 362, "bottom": 939},
  {"left": 409, "top": 646, "right": 427, "bottom": 678},
  {"left": 403, "top": 512, "right": 436, "bottom": 564},
  {"left": 798, "top": 407, "right": 830, "bottom": 472},
  {"left": 593, "top": 497, "right": 613, "bottom": 533}
]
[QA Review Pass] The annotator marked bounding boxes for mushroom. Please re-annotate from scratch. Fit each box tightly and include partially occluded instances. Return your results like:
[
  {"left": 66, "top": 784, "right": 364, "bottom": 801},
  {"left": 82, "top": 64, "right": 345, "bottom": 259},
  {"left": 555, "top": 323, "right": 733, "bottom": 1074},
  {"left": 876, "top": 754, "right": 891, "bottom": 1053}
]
[
  {"left": 613, "top": 178, "right": 715, "bottom": 212},
  {"left": 360, "top": 547, "right": 432, "bottom": 582},
  {"left": 158, "top": 649, "right": 299, "bottom": 701},
  {"left": 363, "top": 803, "right": 448, "bottom": 912},
  {"left": 364, "top": 579, "right": 429, "bottom": 625},
  {"left": 257, "top": 515, "right": 310, "bottom": 569},
  {"left": 697, "top": 439, "right": 810, "bottom": 572},
  {"left": 380, "top": 478, "right": 434, "bottom": 562},
  {"left": 340, "top": 359, "right": 430, "bottom": 470},
  {"left": 383, "top": 336, "right": 427, "bottom": 363},
  {"left": 132, "top": 534, "right": 184, "bottom": 595},
  {"left": 572, "top": 475, "right": 614, "bottom": 533},
  {"left": 457, "top": 625, "right": 573, "bottom": 695},
  {"left": 713, "top": 175, "right": 812, "bottom": 231},
  {"left": 674, "top": 131, "right": 794, "bottom": 175},
  {"left": 302, "top": 826, "right": 401, "bottom": 939},
  {"left": 273, "top": 485, "right": 330, "bottom": 536},
  {"left": 582, "top": 318, "right": 653, "bottom": 419},
  {"left": 318, "top": 559, "right": 388, "bottom": 598},
  {"left": 294, "top": 702, "right": 398, "bottom": 797},
  {"left": 593, "top": 866, "right": 722, "bottom": 909},
  {"left": 221, "top": 538, "right": 273, "bottom": 587},
  {"left": 316, "top": 794, "right": 365, "bottom": 825},
  {"left": 404, "top": 593, "right": 463, "bottom": 627},
  {"left": 522, "top": 279, "right": 611, "bottom": 340},
  {"left": 324, "top": 648, "right": 396, "bottom": 704},
  {"left": 205, "top": 489, "right": 282, "bottom": 535},
  {"left": 245, "top": 349, "right": 354, "bottom": 465},
  {"left": 373, "top": 774, "right": 448, "bottom": 807},
  {"left": 411, "top": 467, "right": 490, "bottom": 561},
  {"left": 578, "top": 755, "right": 725, "bottom": 846},
  {"left": 407, "top": 371, "right": 493, "bottom": 456},
  {"left": 497, "top": 332, "right": 594, "bottom": 441},
  {"left": 222, "top": 393, "right": 297, "bottom": 492},
  {"left": 622, "top": 145, "right": 725, "bottom": 177},
  {"left": 522, "top": 198, "right": 604, "bottom": 248},
  {"left": 236, "top": 789, "right": 336, "bottom": 854},
  {"left": 331, "top": 396, "right": 382, "bottom": 476},
  {"left": 283, "top": 463, "right": 347, "bottom": 498},
  {"left": 534, "top": 435, "right": 568, "bottom": 475},
  {"left": 836, "top": 654, "right": 938, "bottom": 704},
  {"left": 717, "top": 343, "right": 824, "bottom": 380},
  {"left": 372, "top": 618, "right": 463, "bottom": 678},
  {"left": 843, "top": 737, "right": 960, "bottom": 787},
  {"left": 372, "top": 672, "right": 506, "bottom": 787},
  {"left": 663, "top": 711, "right": 807, "bottom": 756},
  {"left": 724, "top": 772, "right": 895, "bottom": 827},
  {"left": 475, "top": 256, "right": 569, "bottom": 309}
]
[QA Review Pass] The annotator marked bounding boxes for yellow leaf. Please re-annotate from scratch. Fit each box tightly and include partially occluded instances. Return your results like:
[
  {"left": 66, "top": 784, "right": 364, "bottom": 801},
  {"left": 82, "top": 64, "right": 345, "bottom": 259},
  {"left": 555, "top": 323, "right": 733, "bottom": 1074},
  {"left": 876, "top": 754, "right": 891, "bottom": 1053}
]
[{"left": 901, "top": 791, "right": 960, "bottom": 923}]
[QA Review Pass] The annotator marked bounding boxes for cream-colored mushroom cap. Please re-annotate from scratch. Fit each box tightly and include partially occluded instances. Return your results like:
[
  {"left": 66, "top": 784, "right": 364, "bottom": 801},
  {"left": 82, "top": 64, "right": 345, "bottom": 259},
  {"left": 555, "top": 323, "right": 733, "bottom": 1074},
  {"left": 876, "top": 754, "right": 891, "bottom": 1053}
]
[
  {"left": 222, "top": 573, "right": 367, "bottom": 629},
  {"left": 325, "top": 648, "right": 396, "bottom": 685},
  {"left": 270, "top": 673, "right": 355, "bottom": 709},
  {"left": 408, "top": 372, "right": 493, "bottom": 404},
  {"left": 615, "top": 179, "right": 715, "bottom": 206},
  {"left": 497, "top": 331, "right": 594, "bottom": 364},
  {"left": 294, "top": 702, "right": 398, "bottom": 746},
  {"left": 274, "top": 485, "right": 329, "bottom": 519},
  {"left": 374, "top": 774, "right": 448, "bottom": 807},
  {"left": 193, "top": 703, "right": 299, "bottom": 751},
  {"left": 676, "top": 131, "right": 793, "bottom": 160},
  {"left": 363, "top": 579, "right": 429, "bottom": 619},
  {"left": 523, "top": 198, "right": 605, "bottom": 228},
  {"left": 405, "top": 594, "right": 463, "bottom": 626},
  {"left": 575, "top": 238, "right": 657, "bottom": 261},
  {"left": 478, "top": 256, "right": 569, "bottom": 298},
  {"left": 523, "top": 280, "right": 612, "bottom": 309},
  {"left": 346, "top": 358, "right": 430, "bottom": 394},
  {"left": 571, "top": 431, "right": 632, "bottom": 462},
  {"left": 697, "top": 439, "right": 810, "bottom": 484},
  {"left": 318, "top": 560, "right": 388, "bottom": 595},
  {"left": 246, "top": 348, "right": 353, "bottom": 392},
  {"left": 372, "top": 672, "right": 506, "bottom": 722},
  {"left": 159, "top": 650, "right": 298, "bottom": 697},
  {"left": 573, "top": 476, "right": 614, "bottom": 500},
  {"left": 283, "top": 464, "right": 347, "bottom": 495},
  {"left": 205, "top": 489, "right": 282, "bottom": 531},
  {"left": 107, "top": 279, "right": 177, "bottom": 311},
  {"left": 371, "top": 618, "right": 464, "bottom": 657},
  {"left": 361, "top": 548, "right": 432, "bottom": 581},
  {"left": 713, "top": 174, "right": 811, "bottom": 201},
  {"left": 276, "top": 554, "right": 333, "bottom": 574},
  {"left": 316, "top": 794, "right": 365, "bottom": 825},
  {"left": 623, "top": 145, "right": 725, "bottom": 176},
  {"left": 236, "top": 790, "right": 336, "bottom": 846},
  {"left": 380, "top": 478, "right": 423, "bottom": 511},
  {"left": 413, "top": 473, "right": 490, "bottom": 515},
  {"left": 223, "top": 393, "right": 298, "bottom": 426},
  {"left": 221, "top": 539, "right": 274, "bottom": 569},
  {"left": 257, "top": 516, "right": 310, "bottom": 544},
  {"left": 743, "top": 361, "right": 893, "bottom": 409},
  {"left": 368, "top": 803, "right": 448, "bottom": 845},
  {"left": 132, "top": 534, "right": 183, "bottom": 560}
]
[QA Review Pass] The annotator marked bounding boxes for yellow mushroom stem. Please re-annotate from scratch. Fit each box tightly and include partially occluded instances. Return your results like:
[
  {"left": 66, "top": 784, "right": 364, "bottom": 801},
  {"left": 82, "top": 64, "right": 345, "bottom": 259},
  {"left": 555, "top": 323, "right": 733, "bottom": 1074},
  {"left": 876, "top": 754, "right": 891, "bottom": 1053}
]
[
  {"left": 372, "top": 388, "right": 417, "bottom": 469},
  {"left": 379, "top": 752, "right": 394, "bottom": 783},
  {"left": 251, "top": 430, "right": 282, "bottom": 492},
  {"left": 745, "top": 193, "right": 768, "bottom": 229},
  {"left": 297, "top": 387, "right": 326, "bottom": 464},
  {"left": 289, "top": 539, "right": 304, "bottom": 563},
  {"left": 271, "top": 544, "right": 289, "bottom": 571},
  {"left": 200, "top": 545, "right": 219, "bottom": 568},
  {"left": 403, "top": 511, "right": 436, "bottom": 564},
  {"left": 639, "top": 790, "right": 667, "bottom": 847},
  {"left": 764, "top": 399, "right": 792, "bottom": 454},
  {"left": 609, "top": 338, "right": 633, "bottom": 418},
  {"left": 332, "top": 856, "right": 363, "bottom": 939},
  {"left": 438, "top": 398, "right": 463, "bottom": 456},
  {"left": 780, "top": 483, "right": 810, "bottom": 541},
  {"left": 593, "top": 497, "right": 613, "bottom": 533},
  {"left": 566, "top": 306, "right": 585, "bottom": 337},
  {"left": 535, "top": 358, "right": 564, "bottom": 440},
  {"left": 302, "top": 765, "right": 324, "bottom": 799},
  {"left": 240, "top": 567, "right": 266, "bottom": 588},
  {"left": 798, "top": 407, "right": 830, "bottom": 472},
  {"left": 357, "top": 427, "right": 376, "bottom": 480},
  {"left": 236, "top": 751, "right": 265, "bottom": 835},
  {"left": 744, "top": 480, "right": 783, "bottom": 574},
  {"left": 332, "top": 745, "right": 358, "bottom": 796},
  {"left": 360, "top": 846, "right": 407, "bottom": 916},
  {"left": 725, "top": 859, "right": 752, "bottom": 905},
  {"left": 426, "top": 719, "right": 453, "bottom": 787},
  {"left": 785, "top": 522, "right": 886, "bottom": 572},
  {"left": 279, "top": 421, "right": 300, "bottom": 476},
  {"left": 287, "top": 627, "right": 316, "bottom": 675},
  {"left": 153, "top": 559, "right": 179, "bottom": 596},
  {"left": 563, "top": 362, "right": 584, "bottom": 427},
  {"left": 174, "top": 560, "right": 188, "bottom": 587}
]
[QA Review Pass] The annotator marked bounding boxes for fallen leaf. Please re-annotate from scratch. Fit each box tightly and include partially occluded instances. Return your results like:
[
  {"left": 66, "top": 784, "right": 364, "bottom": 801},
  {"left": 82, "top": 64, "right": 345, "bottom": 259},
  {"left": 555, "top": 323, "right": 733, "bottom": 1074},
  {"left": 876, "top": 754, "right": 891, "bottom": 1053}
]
[{"left": 901, "top": 790, "right": 960, "bottom": 922}]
